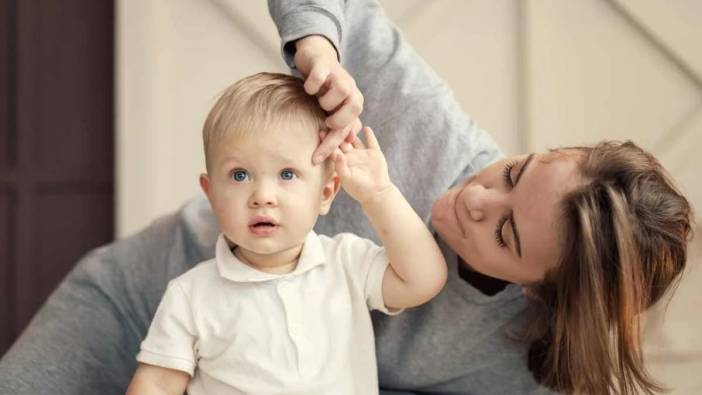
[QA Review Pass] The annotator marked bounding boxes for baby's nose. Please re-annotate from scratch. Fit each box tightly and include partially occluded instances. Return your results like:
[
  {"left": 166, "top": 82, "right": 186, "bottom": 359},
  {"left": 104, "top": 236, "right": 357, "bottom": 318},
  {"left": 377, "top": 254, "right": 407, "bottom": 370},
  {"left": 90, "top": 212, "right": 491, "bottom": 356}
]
[{"left": 249, "top": 183, "right": 278, "bottom": 207}]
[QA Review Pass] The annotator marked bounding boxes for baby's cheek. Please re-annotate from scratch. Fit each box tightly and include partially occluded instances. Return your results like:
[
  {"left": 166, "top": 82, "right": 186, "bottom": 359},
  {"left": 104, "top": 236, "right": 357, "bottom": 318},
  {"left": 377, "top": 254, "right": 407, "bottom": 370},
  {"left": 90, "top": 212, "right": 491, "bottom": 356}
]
[{"left": 287, "top": 200, "right": 320, "bottom": 226}]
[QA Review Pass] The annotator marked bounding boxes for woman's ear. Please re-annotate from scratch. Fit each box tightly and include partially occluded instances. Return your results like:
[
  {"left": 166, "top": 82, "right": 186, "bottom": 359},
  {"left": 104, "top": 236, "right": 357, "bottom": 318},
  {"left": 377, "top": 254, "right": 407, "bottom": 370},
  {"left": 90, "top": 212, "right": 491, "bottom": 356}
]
[{"left": 319, "top": 172, "right": 341, "bottom": 215}]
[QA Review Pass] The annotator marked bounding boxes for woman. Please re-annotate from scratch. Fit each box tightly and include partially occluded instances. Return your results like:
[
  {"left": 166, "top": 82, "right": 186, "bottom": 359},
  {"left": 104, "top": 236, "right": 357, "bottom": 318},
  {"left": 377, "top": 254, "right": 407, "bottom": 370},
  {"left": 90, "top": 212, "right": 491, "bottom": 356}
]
[{"left": 268, "top": 1, "right": 692, "bottom": 394}]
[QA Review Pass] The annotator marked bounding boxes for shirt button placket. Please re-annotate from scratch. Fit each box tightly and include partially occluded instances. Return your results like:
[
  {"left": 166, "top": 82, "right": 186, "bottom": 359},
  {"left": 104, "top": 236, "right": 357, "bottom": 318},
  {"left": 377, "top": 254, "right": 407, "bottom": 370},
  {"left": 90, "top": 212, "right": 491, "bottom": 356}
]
[{"left": 277, "top": 279, "right": 314, "bottom": 377}]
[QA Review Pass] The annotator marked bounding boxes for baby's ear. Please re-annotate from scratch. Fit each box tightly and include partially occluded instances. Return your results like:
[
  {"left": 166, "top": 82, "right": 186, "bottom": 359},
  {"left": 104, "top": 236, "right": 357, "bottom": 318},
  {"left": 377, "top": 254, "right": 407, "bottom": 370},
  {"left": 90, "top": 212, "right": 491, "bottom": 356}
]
[
  {"left": 319, "top": 172, "right": 340, "bottom": 215},
  {"left": 199, "top": 173, "right": 212, "bottom": 201}
]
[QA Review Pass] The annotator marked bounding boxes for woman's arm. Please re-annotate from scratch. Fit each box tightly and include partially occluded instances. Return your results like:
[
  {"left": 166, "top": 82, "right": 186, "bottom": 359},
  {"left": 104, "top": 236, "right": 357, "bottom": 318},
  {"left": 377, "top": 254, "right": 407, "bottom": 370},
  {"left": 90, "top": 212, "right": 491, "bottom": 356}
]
[
  {"left": 268, "top": 0, "right": 503, "bottom": 231},
  {"left": 0, "top": 212, "right": 199, "bottom": 395}
]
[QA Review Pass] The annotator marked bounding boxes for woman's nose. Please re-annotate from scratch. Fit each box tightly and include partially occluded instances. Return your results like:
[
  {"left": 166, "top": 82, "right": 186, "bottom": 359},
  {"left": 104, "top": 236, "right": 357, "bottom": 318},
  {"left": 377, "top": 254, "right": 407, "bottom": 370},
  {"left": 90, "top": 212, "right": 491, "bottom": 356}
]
[{"left": 461, "top": 183, "right": 502, "bottom": 221}]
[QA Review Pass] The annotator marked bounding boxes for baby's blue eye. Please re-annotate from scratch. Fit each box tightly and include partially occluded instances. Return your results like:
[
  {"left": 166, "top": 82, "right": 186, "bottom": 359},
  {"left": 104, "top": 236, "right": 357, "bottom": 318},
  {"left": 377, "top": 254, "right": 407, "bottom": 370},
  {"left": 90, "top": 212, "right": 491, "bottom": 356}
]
[
  {"left": 280, "top": 169, "right": 296, "bottom": 181},
  {"left": 231, "top": 169, "right": 249, "bottom": 182}
]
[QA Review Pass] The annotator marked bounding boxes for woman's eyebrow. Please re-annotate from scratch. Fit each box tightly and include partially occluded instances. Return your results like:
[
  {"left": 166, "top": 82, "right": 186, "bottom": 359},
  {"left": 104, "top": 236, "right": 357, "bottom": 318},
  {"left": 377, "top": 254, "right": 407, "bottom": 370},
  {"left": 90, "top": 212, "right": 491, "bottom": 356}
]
[
  {"left": 509, "top": 213, "right": 522, "bottom": 257},
  {"left": 510, "top": 153, "right": 535, "bottom": 257},
  {"left": 514, "top": 153, "right": 535, "bottom": 186}
]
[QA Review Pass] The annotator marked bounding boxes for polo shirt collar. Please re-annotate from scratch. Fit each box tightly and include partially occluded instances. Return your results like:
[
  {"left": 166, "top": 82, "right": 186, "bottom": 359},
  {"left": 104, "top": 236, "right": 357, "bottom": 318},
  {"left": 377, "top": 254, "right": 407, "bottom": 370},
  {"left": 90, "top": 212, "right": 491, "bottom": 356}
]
[{"left": 215, "top": 231, "right": 326, "bottom": 282}]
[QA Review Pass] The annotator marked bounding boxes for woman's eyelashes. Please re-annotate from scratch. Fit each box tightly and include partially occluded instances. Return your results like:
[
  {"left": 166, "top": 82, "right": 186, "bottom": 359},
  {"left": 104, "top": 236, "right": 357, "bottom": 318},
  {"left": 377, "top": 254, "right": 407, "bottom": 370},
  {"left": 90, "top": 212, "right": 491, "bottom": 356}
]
[
  {"left": 495, "top": 215, "right": 508, "bottom": 248},
  {"left": 502, "top": 160, "right": 516, "bottom": 187},
  {"left": 494, "top": 159, "right": 517, "bottom": 248}
]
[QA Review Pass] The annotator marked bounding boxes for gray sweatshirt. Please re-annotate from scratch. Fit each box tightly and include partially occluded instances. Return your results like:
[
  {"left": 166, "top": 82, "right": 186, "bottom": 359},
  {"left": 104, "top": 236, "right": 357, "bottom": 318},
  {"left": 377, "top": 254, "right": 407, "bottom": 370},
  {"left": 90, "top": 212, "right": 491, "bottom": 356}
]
[{"left": 0, "top": 1, "right": 552, "bottom": 394}]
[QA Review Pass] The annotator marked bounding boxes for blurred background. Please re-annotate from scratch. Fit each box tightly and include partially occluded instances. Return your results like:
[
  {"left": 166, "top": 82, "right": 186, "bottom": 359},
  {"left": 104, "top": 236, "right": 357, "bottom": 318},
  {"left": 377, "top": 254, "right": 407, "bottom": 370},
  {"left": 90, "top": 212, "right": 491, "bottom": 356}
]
[{"left": 1, "top": 0, "right": 700, "bottom": 391}]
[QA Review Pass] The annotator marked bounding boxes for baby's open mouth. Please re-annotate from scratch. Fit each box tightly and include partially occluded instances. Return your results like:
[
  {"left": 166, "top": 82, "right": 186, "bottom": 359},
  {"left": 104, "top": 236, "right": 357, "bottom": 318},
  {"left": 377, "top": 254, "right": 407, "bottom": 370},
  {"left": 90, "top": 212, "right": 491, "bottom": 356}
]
[
  {"left": 252, "top": 222, "right": 276, "bottom": 228},
  {"left": 248, "top": 217, "right": 280, "bottom": 235}
]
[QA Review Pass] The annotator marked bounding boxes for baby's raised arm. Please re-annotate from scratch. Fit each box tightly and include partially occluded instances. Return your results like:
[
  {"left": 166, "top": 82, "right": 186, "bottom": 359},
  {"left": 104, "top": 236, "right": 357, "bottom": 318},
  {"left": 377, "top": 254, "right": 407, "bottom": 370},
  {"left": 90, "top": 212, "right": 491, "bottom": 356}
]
[
  {"left": 126, "top": 363, "right": 189, "bottom": 395},
  {"left": 334, "top": 127, "right": 447, "bottom": 308}
]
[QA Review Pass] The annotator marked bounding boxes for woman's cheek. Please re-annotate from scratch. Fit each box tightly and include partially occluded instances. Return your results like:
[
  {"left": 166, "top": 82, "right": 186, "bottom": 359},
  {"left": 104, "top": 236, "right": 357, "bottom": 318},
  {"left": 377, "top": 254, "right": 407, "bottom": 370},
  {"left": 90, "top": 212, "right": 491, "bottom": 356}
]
[{"left": 430, "top": 193, "right": 452, "bottom": 223}]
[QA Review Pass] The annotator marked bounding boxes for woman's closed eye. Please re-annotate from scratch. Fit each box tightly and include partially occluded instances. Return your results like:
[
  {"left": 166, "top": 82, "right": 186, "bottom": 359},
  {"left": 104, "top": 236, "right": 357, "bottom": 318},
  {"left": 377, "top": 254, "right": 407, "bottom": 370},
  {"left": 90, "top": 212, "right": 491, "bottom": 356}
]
[
  {"left": 494, "top": 155, "right": 532, "bottom": 256},
  {"left": 502, "top": 160, "right": 516, "bottom": 187},
  {"left": 495, "top": 215, "right": 508, "bottom": 248},
  {"left": 495, "top": 160, "right": 516, "bottom": 248}
]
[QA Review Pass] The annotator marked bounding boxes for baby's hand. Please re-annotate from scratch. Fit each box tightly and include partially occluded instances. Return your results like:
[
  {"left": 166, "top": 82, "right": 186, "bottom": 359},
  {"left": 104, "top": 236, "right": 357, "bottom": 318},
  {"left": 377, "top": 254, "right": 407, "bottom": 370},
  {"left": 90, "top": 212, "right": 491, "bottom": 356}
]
[{"left": 333, "top": 127, "right": 392, "bottom": 205}]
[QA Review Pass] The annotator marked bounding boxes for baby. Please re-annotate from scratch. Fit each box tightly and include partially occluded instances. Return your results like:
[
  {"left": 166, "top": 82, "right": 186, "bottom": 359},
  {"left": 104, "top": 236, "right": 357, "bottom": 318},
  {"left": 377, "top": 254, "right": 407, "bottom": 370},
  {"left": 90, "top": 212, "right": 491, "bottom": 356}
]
[{"left": 126, "top": 72, "right": 447, "bottom": 395}]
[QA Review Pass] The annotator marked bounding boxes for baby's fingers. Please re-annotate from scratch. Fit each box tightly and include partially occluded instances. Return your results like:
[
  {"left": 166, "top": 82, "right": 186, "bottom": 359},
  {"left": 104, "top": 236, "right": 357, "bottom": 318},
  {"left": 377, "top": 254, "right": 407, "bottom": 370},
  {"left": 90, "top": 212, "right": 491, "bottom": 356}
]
[
  {"left": 363, "top": 127, "right": 380, "bottom": 150},
  {"left": 340, "top": 141, "right": 354, "bottom": 154},
  {"left": 333, "top": 149, "right": 350, "bottom": 178},
  {"left": 349, "top": 135, "right": 365, "bottom": 150},
  {"left": 344, "top": 118, "right": 362, "bottom": 143}
]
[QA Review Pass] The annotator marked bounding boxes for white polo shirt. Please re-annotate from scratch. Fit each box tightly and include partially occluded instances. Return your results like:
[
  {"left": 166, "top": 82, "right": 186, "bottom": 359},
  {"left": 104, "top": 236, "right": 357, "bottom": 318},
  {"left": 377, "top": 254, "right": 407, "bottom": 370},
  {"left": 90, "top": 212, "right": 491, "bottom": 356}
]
[{"left": 137, "top": 231, "right": 398, "bottom": 395}]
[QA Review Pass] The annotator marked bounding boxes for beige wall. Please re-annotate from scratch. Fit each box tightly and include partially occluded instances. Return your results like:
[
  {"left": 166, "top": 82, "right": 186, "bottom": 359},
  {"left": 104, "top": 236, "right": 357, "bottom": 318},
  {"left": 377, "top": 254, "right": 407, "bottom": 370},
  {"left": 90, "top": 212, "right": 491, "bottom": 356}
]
[{"left": 116, "top": 0, "right": 285, "bottom": 236}]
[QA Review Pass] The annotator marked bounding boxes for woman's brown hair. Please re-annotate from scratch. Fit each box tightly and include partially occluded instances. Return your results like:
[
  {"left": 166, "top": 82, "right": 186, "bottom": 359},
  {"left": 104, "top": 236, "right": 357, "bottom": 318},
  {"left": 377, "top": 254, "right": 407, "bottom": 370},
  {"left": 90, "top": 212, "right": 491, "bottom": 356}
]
[{"left": 525, "top": 141, "right": 692, "bottom": 394}]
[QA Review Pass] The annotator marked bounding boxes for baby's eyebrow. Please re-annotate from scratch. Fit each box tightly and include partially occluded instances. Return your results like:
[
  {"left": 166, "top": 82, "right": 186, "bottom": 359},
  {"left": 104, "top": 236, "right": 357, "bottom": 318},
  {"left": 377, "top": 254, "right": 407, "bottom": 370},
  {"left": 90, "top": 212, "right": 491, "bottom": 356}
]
[{"left": 219, "top": 157, "right": 243, "bottom": 168}]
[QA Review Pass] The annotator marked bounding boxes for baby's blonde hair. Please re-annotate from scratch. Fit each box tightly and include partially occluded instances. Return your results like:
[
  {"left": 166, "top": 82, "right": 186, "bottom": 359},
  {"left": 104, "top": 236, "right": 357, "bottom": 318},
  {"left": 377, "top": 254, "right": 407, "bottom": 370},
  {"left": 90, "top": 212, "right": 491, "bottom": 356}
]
[{"left": 202, "top": 72, "right": 327, "bottom": 171}]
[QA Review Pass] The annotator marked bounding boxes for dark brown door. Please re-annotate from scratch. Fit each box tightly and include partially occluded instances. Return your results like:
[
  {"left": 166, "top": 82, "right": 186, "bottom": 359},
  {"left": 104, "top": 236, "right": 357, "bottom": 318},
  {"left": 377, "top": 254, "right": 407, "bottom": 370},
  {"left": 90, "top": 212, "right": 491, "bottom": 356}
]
[{"left": 0, "top": 0, "right": 114, "bottom": 356}]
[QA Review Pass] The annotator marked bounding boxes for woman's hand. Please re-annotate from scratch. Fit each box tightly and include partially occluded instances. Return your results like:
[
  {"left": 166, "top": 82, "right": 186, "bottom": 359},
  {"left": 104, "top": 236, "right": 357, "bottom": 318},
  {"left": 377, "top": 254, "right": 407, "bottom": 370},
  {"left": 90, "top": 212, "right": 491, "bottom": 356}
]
[
  {"left": 332, "top": 127, "right": 392, "bottom": 205},
  {"left": 294, "top": 35, "right": 364, "bottom": 164}
]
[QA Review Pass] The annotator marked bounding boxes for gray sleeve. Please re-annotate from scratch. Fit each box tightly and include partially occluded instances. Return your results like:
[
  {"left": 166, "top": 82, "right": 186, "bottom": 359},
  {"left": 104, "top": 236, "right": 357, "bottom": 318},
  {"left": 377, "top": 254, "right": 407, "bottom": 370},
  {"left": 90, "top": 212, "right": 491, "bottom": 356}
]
[
  {"left": 268, "top": 0, "right": 503, "bottom": 242},
  {"left": 0, "top": 213, "right": 205, "bottom": 395},
  {"left": 267, "top": 0, "right": 345, "bottom": 68},
  {"left": 0, "top": 254, "right": 138, "bottom": 395}
]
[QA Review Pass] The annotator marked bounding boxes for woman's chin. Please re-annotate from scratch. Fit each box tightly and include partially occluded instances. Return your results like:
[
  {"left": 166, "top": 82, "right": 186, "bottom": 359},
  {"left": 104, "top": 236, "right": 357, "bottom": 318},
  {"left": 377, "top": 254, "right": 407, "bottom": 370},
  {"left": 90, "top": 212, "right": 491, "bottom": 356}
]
[
  {"left": 430, "top": 197, "right": 445, "bottom": 223},
  {"left": 430, "top": 194, "right": 455, "bottom": 230}
]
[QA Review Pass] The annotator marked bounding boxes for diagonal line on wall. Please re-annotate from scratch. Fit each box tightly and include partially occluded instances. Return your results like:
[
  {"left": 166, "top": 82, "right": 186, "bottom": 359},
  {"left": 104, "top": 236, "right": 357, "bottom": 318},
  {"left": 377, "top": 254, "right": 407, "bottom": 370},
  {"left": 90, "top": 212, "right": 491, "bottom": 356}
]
[
  {"left": 207, "top": 0, "right": 281, "bottom": 67},
  {"left": 650, "top": 101, "right": 702, "bottom": 156},
  {"left": 605, "top": 0, "right": 702, "bottom": 91},
  {"left": 606, "top": 0, "right": 702, "bottom": 156},
  {"left": 393, "top": 0, "right": 439, "bottom": 32}
]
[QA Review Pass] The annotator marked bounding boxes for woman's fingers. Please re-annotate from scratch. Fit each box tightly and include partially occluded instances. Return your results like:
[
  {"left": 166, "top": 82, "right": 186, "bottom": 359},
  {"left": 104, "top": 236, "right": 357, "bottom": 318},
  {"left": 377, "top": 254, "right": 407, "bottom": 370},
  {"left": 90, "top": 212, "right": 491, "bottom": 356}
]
[
  {"left": 312, "top": 119, "right": 362, "bottom": 164},
  {"left": 326, "top": 97, "right": 363, "bottom": 130},
  {"left": 318, "top": 74, "right": 349, "bottom": 111},
  {"left": 313, "top": 127, "right": 350, "bottom": 164},
  {"left": 317, "top": 70, "right": 363, "bottom": 130},
  {"left": 304, "top": 60, "right": 364, "bottom": 164},
  {"left": 304, "top": 64, "right": 329, "bottom": 95}
]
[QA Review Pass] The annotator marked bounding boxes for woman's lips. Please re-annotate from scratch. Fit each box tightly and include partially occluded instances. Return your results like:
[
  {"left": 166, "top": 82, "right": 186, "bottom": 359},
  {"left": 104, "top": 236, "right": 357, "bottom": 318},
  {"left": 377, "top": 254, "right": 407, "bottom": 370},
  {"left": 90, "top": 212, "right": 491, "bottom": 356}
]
[
  {"left": 454, "top": 188, "right": 468, "bottom": 236},
  {"left": 432, "top": 188, "right": 464, "bottom": 235}
]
